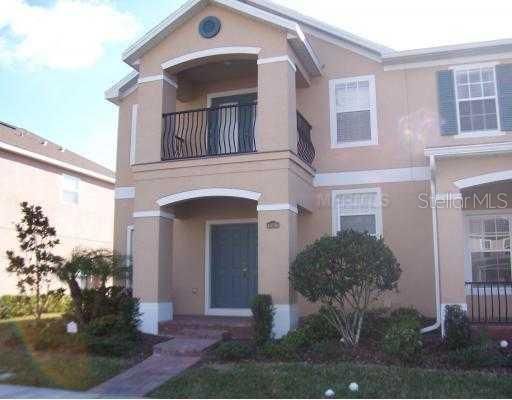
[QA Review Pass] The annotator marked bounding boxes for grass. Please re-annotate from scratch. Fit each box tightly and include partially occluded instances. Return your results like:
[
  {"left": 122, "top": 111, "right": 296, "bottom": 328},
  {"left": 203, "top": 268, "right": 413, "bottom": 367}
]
[
  {"left": 0, "top": 317, "right": 142, "bottom": 391},
  {"left": 150, "top": 362, "right": 512, "bottom": 398}
]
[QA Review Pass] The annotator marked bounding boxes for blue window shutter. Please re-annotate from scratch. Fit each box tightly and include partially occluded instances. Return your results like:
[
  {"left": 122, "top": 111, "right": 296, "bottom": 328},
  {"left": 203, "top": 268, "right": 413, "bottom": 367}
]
[
  {"left": 496, "top": 63, "right": 512, "bottom": 132},
  {"left": 437, "top": 70, "right": 458, "bottom": 135}
]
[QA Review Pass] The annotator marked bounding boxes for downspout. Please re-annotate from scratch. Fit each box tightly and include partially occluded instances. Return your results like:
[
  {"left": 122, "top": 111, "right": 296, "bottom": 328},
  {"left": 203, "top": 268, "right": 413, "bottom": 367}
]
[{"left": 421, "top": 154, "right": 442, "bottom": 334}]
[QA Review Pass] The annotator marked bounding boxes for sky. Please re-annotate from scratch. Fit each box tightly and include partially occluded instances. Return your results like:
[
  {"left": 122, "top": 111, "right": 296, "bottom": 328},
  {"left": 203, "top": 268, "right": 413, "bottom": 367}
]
[{"left": 2, "top": 0, "right": 512, "bottom": 171}]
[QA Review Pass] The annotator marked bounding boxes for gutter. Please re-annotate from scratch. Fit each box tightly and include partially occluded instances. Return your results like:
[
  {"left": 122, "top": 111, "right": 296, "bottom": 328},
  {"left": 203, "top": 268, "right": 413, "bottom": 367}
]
[{"left": 421, "top": 154, "right": 442, "bottom": 334}]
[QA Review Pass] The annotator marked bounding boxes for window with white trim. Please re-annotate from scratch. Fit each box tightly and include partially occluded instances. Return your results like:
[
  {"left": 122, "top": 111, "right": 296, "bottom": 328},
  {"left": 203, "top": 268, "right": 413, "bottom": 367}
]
[
  {"left": 455, "top": 66, "right": 499, "bottom": 133},
  {"left": 329, "top": 75, "right": 378, "bottom": 148},
  {"left": 332, "top": 188, "right": 383, "bottom": 236},
  {"left": 62, "top": 174, "right": 80, "bottom": 204},
  {"left": 467, "top": 215, "right": 511, "bottom": 282}
]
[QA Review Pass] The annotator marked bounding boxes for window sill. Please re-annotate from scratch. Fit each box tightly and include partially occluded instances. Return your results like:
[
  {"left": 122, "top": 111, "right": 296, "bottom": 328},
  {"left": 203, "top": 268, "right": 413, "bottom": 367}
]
[
  {"left": 454, "top": 131, "right": 506, "bottom": 139},
  {"left": 331, "top": 140, "right": 379, "bottom": 149}
]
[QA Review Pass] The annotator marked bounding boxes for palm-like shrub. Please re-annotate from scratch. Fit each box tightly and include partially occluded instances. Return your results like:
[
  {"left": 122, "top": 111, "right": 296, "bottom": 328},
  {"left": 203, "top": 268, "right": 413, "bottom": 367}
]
[{"left": 290, "top": 230, "right": 401, "bottom": 346}]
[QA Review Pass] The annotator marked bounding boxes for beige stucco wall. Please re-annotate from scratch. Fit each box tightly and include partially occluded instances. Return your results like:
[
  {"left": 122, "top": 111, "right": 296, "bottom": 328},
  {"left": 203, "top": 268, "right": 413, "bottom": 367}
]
[
  {"left": 0, "top": 150, "right": 114, "bottom": 295},
  {"left": 111, "top": 1, "right": 512, "bottom": 324}
]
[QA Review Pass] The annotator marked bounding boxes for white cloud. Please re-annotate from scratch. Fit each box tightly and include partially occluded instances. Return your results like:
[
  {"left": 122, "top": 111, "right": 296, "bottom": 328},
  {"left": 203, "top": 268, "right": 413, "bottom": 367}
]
[{"left": 0, "top": 0, "right": 139, "bottom": 69}]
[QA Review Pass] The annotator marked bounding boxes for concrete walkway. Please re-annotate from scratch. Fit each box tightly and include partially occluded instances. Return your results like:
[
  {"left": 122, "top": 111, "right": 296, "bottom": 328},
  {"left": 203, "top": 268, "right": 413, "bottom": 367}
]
[{"left": 0, "top": 384, "right": 94, "bottom": 398}]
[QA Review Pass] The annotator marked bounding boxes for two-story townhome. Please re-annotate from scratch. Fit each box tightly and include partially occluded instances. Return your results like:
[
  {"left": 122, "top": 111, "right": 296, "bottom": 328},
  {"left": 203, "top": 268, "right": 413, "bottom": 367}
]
[
  {"left": 107, "top": 0, "right": 512, "bottom": 337},
  {"left": 0, "top": 121, "right": 115, "bottom": 295}
]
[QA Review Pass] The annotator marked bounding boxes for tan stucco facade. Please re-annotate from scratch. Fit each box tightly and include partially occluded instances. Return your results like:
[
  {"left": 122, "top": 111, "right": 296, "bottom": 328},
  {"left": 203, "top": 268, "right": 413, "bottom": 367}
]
[
  {"left": 0, "top": 150, "right": 114, "bottom": 295},
  {"left": 110, "top": 1, "right": 512, "bottom": 335}
]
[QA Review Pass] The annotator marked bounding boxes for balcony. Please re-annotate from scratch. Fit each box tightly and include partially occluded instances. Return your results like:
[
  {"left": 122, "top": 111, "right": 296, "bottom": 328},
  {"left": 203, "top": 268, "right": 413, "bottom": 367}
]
[{"left": 161, "top": 104, "right": 315, "bottom": 165}]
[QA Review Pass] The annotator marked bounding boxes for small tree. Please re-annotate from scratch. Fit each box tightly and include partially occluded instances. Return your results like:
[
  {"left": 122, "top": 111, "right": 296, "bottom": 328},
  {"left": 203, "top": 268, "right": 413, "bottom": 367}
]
[
  {"left": 290, "top": 230, "right": 401, "bottom": 346},
  {"left": 6, "top": 202, "right": 64, "bottom": 321},
  {"left": 56, "top": 248, "right": 128, "bottom": 326}
]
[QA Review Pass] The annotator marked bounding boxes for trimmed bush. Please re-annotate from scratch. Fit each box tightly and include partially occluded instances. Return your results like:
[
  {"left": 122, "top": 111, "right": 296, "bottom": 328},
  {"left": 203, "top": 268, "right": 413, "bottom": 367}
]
[
  {"left": 214, "top": 341, "right": 253, "bottom": 361},
  {"left": 382, "top": 312, "right": 422, "bottom": 362},
  {"left": 301, "top": 307, "right": 339, "bottom": 343},
  {"left": 251, "top": 294, "right": 274, "bottom": 346},
  {"left": 448, "top": 343, "right": 511, "bottom": 368},
  {"left": 444, "top": 305, "right": 471, "bottom": 350}
]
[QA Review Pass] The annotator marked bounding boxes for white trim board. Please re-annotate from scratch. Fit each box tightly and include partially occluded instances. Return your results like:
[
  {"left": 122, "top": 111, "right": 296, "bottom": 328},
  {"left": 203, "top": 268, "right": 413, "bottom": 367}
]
[
  {"left": 138, "top": 74, "right": 178, "bottom": 88},
  {"left": 157, "top": 188, "right": 261, "bottom": 206},
  {"left": 257, "top": 203, "right": 298, "bottom": 214},
  {"left": 454, "top": 170, "right": 512, "bottom": 189},
  {"left": 204, "top": 219, "right": 258, "bottom": 317},
  {"left": 0, "top": 140, "right": 115, "bottom": 184},
  {"left": 257, "top": 55, "right": 296, "bottom": 71},
  {"left": 314, "top": 166, "right": 430, "bottom": 187},
  {"left": 133, "top": 210, "right": 175, "bottom": 220},
  {"left": 115, "top": 187, "right": 135, "bottom": 200},
  {"left": 425, "top": 142, "right": 512, "bottom": 158},
  {"left": 161, "top": 47, "right": 261, "bottom": 70}
]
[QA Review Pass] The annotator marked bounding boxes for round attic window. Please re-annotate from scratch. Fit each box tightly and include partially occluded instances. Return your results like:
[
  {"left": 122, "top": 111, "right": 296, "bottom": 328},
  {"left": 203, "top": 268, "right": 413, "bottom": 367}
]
[{"left": 199, "top": 16, "right": 221, "bottom": 39}]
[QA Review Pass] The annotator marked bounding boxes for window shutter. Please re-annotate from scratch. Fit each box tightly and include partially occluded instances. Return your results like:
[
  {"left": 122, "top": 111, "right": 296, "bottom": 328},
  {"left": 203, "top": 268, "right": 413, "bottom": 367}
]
[
  {"left": 496, "top": 63, "right": 512, "bottom": 132},
  {"left": 437, "top": 70, "right": 458, "bottom": 135}
]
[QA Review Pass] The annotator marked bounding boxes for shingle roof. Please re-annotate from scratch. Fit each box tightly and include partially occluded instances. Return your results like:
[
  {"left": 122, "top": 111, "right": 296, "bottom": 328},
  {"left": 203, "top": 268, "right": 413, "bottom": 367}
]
[{"left": 0, "top": 121, "right": 115, "bottom": 184}]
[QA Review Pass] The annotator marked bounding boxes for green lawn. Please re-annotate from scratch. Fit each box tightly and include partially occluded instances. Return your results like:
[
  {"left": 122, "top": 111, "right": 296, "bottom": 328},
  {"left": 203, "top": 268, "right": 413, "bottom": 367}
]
[
  {"left": 0, "top": 317, "right": 142, "bottom": 391},
  {"left": 150, "top": 362, "right": 512, "bottom": 398}
]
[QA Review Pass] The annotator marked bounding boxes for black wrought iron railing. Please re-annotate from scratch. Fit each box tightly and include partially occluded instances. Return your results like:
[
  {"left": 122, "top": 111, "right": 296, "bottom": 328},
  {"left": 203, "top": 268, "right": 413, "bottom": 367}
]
[
  {"left": 465, "top": 281, "right": 512, "bottom": 324},
  {"left": 162, "top": 103, "right": 257, "bottom": 161},
  {"left": 296, "top": 111, "right": 315, "bottom": 165}
]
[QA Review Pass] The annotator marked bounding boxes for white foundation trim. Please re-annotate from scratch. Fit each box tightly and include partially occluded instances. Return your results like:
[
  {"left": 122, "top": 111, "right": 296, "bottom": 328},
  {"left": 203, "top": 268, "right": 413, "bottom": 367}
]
[
  {"left": 0, "top": 140, "right": 115, "bottom": 184},
  {"left": 435, "top": 192, "right": 463, "bottom": 201},
  {"left": 314, "top": 166, "right": 430, "bottom": 187},
  {"left": 257, "top": 56, "right": 296, "bottom": 71},
  {"left": 137, "top": 74, "right": 178, "bottom": 88},
  {"left": 161, "top": 47, "right": 261, "bottom": 70},
  {"left": 425, "top": 142, "right": 512, "bottom": 158},
  {"left": 257, "top": 203, "right": 298, "bottom": 214},
  {"left": 454, "top": 170, "right": 512, "bottom": 189},
  {"left": 139, "top": 302, "right": 173, "bottom": 335},
  {"left": 133, "top": 210, "right": 175, "bottom": 220},
  {"left": 204, "top": 219, "right": 258, "bottom": 317},
  {"left": 115, "top": 186, "right": 135, "bottom": 200},
  {"left": 273, "top": 304, "right": 299, "bottom": 339},
  {"left": 157, "top": 188, "right": 262, "bottom": 206}
]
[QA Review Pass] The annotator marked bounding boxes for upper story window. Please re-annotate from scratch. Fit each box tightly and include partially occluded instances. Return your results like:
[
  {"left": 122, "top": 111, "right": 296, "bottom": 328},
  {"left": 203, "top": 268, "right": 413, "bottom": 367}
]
[
  {"left": 62, "top": 174, "right": 80, "bottom": 204},
  {"left": 329, "top": 75, "right": 378, "bottom": 148},
  {"left": 455, "top": 66, "right": 499, "bottom": 133},
  {"left": 437, "top": 62, "right": 512, "bottom": 137},
  {"left": 332, "top": 188, "right": 383, "bottom": 236}
]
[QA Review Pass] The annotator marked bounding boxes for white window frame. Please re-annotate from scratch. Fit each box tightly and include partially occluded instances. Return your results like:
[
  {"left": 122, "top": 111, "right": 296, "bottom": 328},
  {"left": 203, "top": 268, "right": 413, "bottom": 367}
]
[
  {"left": 130, "top": 104, "right": 138, "bottom": 165},
  {"left": 451, "top": 62, "right": 504, "bottom": 138},
  {"left": 329, "top": 75, "right": 378, "bottom": 149},
  {"left": 463, "top": 210, "right": 512, "bottom": 294},
  {"left": 331, "top": 187, "right": 383, "bottom": 236},
  {"left": 61, "top": 174, "right": 80, "bottom": 205}
]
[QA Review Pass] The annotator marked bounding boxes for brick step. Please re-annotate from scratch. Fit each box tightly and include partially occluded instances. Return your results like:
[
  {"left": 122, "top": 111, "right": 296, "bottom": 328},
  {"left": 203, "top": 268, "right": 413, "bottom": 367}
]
[
  {"left": 166, "top": 328, "right": 227, "bottom": 340},
  {"left": 159, "top": 315, "right": 253, "bottom": 340},
  {"left": 153, "top": 338, "right": 219, "bottom": 357}
]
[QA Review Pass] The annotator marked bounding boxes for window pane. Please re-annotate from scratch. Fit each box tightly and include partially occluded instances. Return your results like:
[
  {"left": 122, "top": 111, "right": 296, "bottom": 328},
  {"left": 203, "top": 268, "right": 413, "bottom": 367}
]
[
  {"left": 483, "top": 98, "right": 497, "bottom": 114},
  {"left": 340, "top": 215, "right": 376, "bottom": 234},
  {"left": 469, "top": 69, "right": 481, "bottom": 83},
  {"left": 472, "top": 115, "right": 485, "bottom": 130},
  {"left": 471, "top": 251, "right": 511, "bottom": 282},
  {"left": 457, "top": 85, "right": 470, "bottom": 99},
  {"left": 484, "top": 114, "right": 498, "bottom": 130},
  {"left": 469, "top": 83, "right": 482, "bottom": 98},
  {"left": 460, "top": 116, "right": 472, "bottom": 131},
  {"left": 483, "top": 82, "right": 495, "bottom": 97},
  {"left": 482, "top": 68, "right": 494, "bottom": 82},
  {"left": 337, "top": 110, "right": 371, "bottom": 142},
  {"left": 456, "top": 71, "right": 468, "bottom": 84},
  {"left": 459, "top": 101, "right": 471, "bottom": 115},
  {"left": 471, "top": 99, "right": 484, "bottom": 115}
]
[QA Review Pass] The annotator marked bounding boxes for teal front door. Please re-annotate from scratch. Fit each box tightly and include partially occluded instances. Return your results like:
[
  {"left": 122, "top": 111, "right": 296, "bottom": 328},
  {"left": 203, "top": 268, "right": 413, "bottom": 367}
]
[{"left": 210, "top": 223, "right": 258, "bottom": 309}]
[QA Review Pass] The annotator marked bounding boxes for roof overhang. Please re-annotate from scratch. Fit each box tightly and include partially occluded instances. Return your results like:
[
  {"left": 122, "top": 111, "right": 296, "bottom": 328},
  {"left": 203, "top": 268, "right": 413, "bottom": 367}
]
[
  {"left": 424, "top": 142, "right": 512, "bottom": 158},
  {"left": 105, "top": 70, "right": 139, "bottom": 105},
  {"left": 454, "top": 170, "right": 512, "bottom": 189}
]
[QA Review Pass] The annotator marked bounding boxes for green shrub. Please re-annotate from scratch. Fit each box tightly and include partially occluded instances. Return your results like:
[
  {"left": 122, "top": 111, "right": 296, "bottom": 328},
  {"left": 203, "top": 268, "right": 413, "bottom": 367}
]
[
  {"left": 301, "top": 307, "right": 339, "bottom": 343},
  {"left": 259, "top": 341, "right": 300, "bottom": 361},
  {"left": 280, "top": 329, "right": 310, "bottom": 352},
  {"left": 390, "top": 307, "right": 424, "bottom": 323},
  {"left": 251, "top": 294, "right": 274, "bottom": 346},
  {"left": 0, "top": 294, "right": 70, "bottom": 320},
  {"left": 444, "top": 305, "right": 471, "bottom": 350},
  {"left": 214, "top": 341, "right": 253, "bottom": 361},
  {"left": 448, "top": 343, "right": 511, "bottom": 368},
  {"left": 382, "top": 313, "right": 422, "bottom": 362},
  {"left": 32, "top": 319, "right": 69, "bottom": 351}
]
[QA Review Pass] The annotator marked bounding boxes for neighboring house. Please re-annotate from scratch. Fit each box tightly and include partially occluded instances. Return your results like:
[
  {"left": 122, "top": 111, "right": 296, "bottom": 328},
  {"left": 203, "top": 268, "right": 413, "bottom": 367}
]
[
  {"left": 106, "top": 0, "right": 512, "bottom": 337},
  {"left": 0, "top": 121, "right": 115, "bottom": 295}
]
